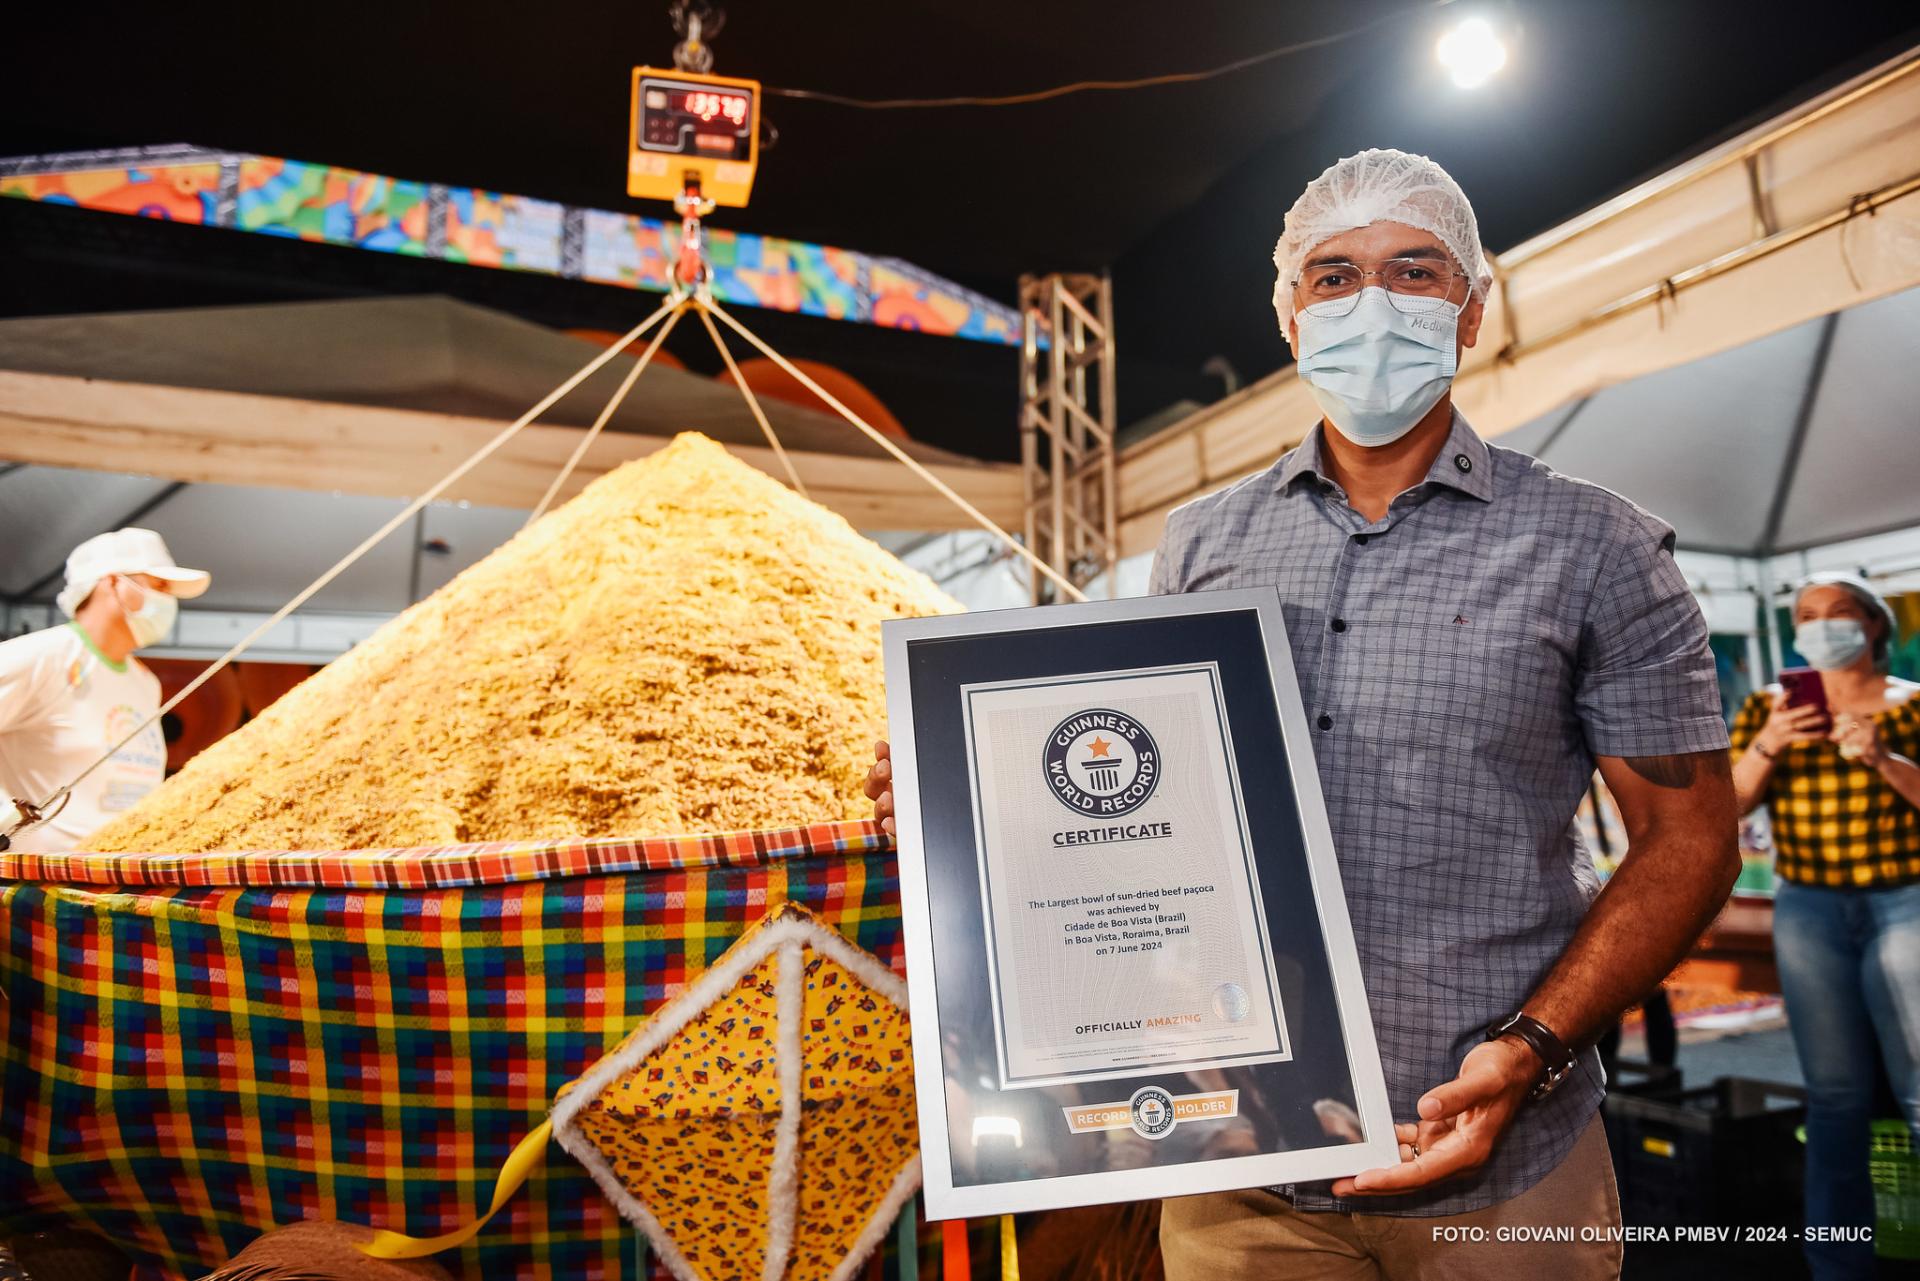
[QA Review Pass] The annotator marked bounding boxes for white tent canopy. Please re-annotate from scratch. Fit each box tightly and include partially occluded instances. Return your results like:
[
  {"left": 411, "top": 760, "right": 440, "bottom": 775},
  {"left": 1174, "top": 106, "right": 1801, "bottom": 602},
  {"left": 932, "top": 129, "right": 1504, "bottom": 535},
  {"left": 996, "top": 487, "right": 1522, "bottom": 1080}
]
[
  {"left": 1496, "top": 283, "right": 1920, "bottom": 558},
  {"left": 1116, "top": 44, "right": 1920, "bottom": 560}
]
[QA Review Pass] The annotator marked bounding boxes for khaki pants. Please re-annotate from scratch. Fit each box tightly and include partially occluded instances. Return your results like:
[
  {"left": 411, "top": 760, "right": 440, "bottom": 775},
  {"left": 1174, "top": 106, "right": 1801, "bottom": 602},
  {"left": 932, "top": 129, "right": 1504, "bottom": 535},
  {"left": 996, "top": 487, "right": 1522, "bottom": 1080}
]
[{"left": 1161, "top": 1116, "right": 1622, "bottom": 1280}]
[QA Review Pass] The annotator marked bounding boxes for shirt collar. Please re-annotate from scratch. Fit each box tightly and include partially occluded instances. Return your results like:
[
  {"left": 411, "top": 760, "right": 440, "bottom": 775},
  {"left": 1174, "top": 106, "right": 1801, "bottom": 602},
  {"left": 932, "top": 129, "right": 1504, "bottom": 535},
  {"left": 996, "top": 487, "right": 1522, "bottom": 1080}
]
[
  {"left": 1274, "top": 409, "right": 1494, "bottom": 504},
  {"left": 66, "top": 619, "right": 129, "bottom": 674},
  {"left": 1274, "top": 423, "right": 1332, "bottom": 491}
]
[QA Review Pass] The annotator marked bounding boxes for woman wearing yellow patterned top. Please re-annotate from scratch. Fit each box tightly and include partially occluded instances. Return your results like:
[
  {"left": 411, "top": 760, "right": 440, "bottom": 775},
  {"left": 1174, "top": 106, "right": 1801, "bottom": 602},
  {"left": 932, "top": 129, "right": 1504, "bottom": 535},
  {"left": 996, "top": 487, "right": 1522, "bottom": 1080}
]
[{"left": 1729, "top": 573, "right": 1920, "bottom": 1281}]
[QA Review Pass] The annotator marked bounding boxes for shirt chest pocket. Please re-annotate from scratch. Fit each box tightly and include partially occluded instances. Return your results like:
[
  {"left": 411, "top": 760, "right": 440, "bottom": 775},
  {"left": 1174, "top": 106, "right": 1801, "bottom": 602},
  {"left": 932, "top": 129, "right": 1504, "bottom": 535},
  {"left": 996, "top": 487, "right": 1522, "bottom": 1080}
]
[{"left": 1357, "top": 607, "right": 1574, "bottom": 759}]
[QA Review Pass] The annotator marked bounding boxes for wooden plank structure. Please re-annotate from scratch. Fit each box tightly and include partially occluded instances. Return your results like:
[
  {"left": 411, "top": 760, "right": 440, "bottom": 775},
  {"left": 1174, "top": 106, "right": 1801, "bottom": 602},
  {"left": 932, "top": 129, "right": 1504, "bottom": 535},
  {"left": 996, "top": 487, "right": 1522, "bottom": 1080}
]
[
  {"left": 0, "top": 295, "right": 1024, "bottom": 536},
  {"left": 0, "top": 370, "right": 1023, "bottom": 533}
]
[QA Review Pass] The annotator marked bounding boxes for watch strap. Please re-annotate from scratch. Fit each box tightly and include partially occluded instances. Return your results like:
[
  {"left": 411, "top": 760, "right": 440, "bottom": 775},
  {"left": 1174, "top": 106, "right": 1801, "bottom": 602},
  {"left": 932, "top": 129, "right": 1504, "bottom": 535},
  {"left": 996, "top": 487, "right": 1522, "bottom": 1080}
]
[{"left": 1486, "top": 1012, "right": 1577, "bottom": 1101}]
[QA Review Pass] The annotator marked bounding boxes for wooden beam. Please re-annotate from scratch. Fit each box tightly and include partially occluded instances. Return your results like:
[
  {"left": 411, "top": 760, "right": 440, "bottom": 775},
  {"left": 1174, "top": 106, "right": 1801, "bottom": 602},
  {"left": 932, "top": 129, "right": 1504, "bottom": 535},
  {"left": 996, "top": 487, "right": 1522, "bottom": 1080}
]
[
  {"left": 0, "top": 371, "right": 1024, "bottom": 531},
  {"left": 1114, "top": 368, "right": 1318, "bottom": 559}
]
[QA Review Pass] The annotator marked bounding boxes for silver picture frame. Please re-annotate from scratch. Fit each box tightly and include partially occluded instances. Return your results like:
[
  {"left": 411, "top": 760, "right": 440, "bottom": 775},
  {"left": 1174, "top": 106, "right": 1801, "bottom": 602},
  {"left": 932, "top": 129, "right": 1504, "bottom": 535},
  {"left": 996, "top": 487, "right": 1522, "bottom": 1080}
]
[{"left": 882, "top": 587, "right": 1396, "bottom": 1219}]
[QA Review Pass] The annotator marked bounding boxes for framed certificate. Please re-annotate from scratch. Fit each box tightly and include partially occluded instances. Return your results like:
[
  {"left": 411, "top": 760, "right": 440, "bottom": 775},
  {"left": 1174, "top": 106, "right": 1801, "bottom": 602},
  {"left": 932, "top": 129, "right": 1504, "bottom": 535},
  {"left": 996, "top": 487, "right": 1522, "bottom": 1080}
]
[{"left": 882, "top": 588, "right": 1394, "bottom": 1218}]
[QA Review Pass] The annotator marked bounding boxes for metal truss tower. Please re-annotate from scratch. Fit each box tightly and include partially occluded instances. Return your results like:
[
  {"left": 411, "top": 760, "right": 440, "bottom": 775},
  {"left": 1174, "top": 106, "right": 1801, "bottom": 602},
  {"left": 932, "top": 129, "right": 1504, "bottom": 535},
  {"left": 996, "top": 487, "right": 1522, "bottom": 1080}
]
[{"left": 1018, "top": 273, "right": 1118, "bottom": 604}]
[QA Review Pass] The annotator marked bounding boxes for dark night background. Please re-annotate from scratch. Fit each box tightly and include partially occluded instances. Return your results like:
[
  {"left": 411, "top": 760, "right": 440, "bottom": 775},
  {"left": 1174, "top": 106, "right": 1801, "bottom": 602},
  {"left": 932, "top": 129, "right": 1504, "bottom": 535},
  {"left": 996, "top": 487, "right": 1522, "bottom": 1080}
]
[{"left": 4, "top": 0, "right": 1916, "bottom": 462}]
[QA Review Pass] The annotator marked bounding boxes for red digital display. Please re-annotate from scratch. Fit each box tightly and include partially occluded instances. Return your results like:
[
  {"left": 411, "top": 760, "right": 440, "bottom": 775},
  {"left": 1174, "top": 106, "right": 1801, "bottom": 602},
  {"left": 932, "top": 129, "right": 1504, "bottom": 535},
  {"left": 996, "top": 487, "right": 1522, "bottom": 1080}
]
[{"left": 673, "top": 89, "right": 749, "bottom": 128}]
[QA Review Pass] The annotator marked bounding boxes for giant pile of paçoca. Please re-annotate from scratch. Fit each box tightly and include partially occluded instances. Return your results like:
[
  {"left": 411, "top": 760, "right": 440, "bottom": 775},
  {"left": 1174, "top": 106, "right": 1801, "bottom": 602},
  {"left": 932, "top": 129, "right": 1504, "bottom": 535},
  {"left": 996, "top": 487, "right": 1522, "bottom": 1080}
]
[{"left": 88, "top": 432, "right": 959, "bottom": 853}]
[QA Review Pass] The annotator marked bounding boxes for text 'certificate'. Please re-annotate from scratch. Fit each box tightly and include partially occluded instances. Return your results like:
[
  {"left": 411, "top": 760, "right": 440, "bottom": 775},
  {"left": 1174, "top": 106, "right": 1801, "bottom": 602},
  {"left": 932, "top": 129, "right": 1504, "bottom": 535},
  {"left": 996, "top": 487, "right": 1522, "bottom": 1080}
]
[{"left": 961, "top": 664, "right": 1290, "bottom": 1089}]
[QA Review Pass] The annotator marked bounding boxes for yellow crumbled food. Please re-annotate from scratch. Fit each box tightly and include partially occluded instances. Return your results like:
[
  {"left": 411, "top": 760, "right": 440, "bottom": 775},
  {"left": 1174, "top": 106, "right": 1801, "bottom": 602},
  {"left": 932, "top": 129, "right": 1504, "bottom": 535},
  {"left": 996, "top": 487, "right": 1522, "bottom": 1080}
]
[{"left": 88, "top": 433, "right": 959, "bottom": 853}]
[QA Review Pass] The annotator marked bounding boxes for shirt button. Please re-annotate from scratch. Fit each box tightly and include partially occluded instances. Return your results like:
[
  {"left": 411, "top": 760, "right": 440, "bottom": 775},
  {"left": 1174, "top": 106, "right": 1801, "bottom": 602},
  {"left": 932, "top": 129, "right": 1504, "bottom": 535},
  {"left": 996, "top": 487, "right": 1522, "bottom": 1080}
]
[
  {"left": 1317, "top": 714, "right": 1334, "bottom": 731},
  {"left": 1455, "top": 454, "right": 1473, "bottom": 473},
  {"left": 1353, "top": 534, "right": 1369, "bottom": 546},
  {"left": 1330, "top": 618, "right": 1347, "bottom": 633}
]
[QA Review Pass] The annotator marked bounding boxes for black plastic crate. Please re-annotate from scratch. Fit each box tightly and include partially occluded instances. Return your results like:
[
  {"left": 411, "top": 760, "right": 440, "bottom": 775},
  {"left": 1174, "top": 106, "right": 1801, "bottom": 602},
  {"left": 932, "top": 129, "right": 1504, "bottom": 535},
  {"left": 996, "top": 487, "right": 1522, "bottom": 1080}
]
[
  {"left": 1603, "top": 1076, "right": 1806, "bottom": 1228},
  {"left": 1607, "top": 1057, "right": 1684, "bottom": 1099}
]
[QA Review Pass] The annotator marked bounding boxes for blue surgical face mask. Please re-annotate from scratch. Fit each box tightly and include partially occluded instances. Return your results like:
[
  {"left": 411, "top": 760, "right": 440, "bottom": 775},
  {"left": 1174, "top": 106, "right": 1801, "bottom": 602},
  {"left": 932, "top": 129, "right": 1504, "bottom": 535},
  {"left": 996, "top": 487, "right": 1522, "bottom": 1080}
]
[
  {"left": 1794, "top": 618, "right": 1869, "bottom": 672},
  {"left": 1294, "top": 287, "right": 1460, "bottom": 447}
]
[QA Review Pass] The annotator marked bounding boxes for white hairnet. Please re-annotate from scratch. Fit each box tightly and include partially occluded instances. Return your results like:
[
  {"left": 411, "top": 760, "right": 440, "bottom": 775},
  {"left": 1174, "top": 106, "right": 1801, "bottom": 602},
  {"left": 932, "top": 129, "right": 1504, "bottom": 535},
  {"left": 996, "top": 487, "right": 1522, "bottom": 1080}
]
[{"left": 1272, "top": 148, "right": 1492, "bottom": 325}]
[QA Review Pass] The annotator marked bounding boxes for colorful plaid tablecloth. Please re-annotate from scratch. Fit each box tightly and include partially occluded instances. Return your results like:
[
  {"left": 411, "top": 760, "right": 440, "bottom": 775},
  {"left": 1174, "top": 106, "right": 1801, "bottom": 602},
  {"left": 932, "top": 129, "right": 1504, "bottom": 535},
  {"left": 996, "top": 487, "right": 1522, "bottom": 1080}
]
[{"left": 0, "top": 820, "right": 904, "bottom": 1280}]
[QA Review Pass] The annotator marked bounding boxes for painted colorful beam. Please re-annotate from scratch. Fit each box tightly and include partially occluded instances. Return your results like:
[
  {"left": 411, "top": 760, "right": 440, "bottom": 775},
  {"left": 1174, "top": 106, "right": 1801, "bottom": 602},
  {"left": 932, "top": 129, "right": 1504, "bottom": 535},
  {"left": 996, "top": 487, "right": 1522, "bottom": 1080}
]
[{"left": 0, "top": 144, "right": 1024, "bottom": 346}]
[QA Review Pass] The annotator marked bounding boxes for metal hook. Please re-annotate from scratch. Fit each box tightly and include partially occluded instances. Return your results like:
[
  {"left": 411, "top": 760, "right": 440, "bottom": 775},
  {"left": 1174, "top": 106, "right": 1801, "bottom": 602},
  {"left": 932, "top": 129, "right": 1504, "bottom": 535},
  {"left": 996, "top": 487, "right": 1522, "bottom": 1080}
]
[
  {"left": 0, "top": 789, "right": 65, "bottom": 852},
  {"left": 670, "top": 1, "right": 724, "bottom": 73}
]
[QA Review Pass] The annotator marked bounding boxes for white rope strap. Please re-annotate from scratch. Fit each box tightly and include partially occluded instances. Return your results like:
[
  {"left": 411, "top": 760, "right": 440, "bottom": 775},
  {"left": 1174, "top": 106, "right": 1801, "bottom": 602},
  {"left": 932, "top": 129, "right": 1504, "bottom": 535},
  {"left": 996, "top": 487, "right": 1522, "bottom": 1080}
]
[
  {"left": 523, "top": 300, "right": 691, "bottom": 528},
  {"left": 703, "top": 298, "right": 1087, "bottom": 602},
  {"left": 696, "top": 304, "right": 809, "bottom": 498}
]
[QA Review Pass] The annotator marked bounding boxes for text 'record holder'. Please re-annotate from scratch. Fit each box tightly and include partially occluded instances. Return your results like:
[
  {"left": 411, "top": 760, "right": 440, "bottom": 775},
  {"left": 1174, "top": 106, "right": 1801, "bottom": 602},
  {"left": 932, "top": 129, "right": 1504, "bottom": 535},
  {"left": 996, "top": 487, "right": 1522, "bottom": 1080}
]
[{"left": 883, "top": 588, "right": 1395, "bottom": 1218}]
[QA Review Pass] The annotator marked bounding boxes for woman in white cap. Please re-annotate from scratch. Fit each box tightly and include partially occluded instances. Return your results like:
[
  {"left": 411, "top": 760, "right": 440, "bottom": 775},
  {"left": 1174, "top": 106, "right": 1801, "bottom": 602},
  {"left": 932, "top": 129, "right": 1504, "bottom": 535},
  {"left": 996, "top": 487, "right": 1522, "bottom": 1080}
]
[
  {"left": 1731, "top": 573, "right": 1920, "bottom": 1281},
  {"left": 0, "top": 527, "right": 209, "bottom": 852}
]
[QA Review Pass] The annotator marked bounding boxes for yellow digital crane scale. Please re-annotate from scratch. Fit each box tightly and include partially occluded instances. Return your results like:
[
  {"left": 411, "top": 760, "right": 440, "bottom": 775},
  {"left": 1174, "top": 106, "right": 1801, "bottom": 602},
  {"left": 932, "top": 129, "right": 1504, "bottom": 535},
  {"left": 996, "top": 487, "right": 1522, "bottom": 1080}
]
[{"left": 627, "top": 66, "right": 761, "bottom": 207}]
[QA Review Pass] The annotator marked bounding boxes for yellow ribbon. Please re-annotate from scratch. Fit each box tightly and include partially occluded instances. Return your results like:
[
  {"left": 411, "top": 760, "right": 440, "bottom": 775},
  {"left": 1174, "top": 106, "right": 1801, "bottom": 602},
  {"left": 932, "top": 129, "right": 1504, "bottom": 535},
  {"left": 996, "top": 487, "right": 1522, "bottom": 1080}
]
[
  {"left": 1000, "top": 1212, "right": 1020, "bottom": 1281},
  {"left": 358, "top": 1119, "right": 553, "bottom": 1259}
]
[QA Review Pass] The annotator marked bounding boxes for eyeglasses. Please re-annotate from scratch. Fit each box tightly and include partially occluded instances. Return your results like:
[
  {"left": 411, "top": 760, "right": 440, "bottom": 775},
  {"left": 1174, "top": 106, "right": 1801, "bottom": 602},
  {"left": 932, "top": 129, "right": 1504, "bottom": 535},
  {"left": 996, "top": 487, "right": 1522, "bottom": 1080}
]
[{"left": 1292, "top": 257, "right": 1463, "bottom": 317}]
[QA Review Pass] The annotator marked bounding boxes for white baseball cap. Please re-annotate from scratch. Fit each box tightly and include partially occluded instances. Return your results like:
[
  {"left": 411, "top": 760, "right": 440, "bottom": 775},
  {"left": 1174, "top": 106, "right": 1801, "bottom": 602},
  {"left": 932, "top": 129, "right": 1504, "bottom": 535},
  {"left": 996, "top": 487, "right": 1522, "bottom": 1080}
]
[{"left": 57, "top": 528, "right": 211, "bottom": 618}]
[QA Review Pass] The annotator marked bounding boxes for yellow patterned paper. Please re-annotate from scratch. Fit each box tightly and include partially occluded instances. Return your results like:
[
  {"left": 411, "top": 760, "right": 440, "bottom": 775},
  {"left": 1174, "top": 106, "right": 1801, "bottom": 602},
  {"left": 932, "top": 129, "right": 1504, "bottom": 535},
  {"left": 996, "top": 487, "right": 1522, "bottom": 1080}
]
[
  {"left": 574, "top": 952, "right": 785, "bottom": 1279},
  {"left": 792, "top": 950, "right": 917, "bottom": 1279},
  {"left": 551, "top": 903, "right": 919, "bottom": 1281}
]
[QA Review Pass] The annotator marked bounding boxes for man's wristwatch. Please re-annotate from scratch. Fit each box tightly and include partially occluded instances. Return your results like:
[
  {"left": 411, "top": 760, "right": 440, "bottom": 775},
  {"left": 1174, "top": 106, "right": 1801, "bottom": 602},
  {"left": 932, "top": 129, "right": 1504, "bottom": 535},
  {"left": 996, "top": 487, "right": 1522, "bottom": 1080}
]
[{"left": 1486, "top": 1012, "right": 1578, "bottom": 1101}]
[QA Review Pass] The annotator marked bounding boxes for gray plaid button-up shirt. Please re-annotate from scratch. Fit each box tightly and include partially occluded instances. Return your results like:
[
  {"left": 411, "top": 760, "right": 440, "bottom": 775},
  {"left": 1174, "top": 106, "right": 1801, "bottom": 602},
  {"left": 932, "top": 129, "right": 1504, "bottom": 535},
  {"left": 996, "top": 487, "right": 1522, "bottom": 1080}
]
[{"left": 1149, "top": 412, "right": 1728, "bottom": 1216}]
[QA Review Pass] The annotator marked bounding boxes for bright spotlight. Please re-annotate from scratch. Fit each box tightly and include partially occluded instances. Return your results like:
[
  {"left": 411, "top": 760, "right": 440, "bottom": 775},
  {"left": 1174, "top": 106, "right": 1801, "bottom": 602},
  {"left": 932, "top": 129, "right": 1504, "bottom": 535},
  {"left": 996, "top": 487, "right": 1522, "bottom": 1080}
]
[{"left": 1437, "top": 17, "right": 1508, "bottom": 89}]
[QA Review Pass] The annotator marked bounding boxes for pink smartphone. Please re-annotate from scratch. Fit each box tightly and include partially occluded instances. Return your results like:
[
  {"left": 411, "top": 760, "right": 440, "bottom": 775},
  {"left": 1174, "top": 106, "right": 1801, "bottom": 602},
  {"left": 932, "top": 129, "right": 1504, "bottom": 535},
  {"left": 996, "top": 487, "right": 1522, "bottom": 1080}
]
[{"left": 1779, "top": 667, "right": 1831, "bottom": 732}]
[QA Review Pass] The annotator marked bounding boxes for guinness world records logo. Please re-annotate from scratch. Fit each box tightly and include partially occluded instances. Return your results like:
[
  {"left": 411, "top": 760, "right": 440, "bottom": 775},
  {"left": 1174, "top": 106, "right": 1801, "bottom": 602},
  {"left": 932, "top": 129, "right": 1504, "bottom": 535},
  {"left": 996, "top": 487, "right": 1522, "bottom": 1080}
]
[
  {"left": 1128, "top": 1085, "right": 1177, "bottom": 1140},
  {"left": 1043, "top": 708, "right": 1162, "bottom": 817}
]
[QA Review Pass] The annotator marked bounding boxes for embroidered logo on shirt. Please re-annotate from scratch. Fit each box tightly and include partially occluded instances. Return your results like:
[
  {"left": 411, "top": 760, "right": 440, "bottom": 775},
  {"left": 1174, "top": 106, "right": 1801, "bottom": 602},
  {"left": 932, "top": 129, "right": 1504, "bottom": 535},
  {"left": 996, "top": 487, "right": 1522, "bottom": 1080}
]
[{"left": 1453, "top": 615, "right": 1470, "bottom": 625}]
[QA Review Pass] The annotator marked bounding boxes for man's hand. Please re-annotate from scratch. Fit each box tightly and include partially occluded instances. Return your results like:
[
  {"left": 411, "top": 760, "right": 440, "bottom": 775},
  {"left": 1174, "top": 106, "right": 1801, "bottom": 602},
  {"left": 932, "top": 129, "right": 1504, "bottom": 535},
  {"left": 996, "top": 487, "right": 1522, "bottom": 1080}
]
[
  {"left": 863, "top": 739, "right": 895, "bottom": 836},
  {"left": 1330, "top": 1038, "right": 1538, "bottom": 1197}
]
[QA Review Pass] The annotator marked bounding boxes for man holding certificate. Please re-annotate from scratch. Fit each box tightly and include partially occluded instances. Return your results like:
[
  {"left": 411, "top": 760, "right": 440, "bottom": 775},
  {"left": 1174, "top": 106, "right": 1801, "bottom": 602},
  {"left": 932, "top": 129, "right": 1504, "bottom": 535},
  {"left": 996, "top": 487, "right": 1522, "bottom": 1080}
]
[{"left": 870, "top": 149, "right": 1739, "bottom": 1277}]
